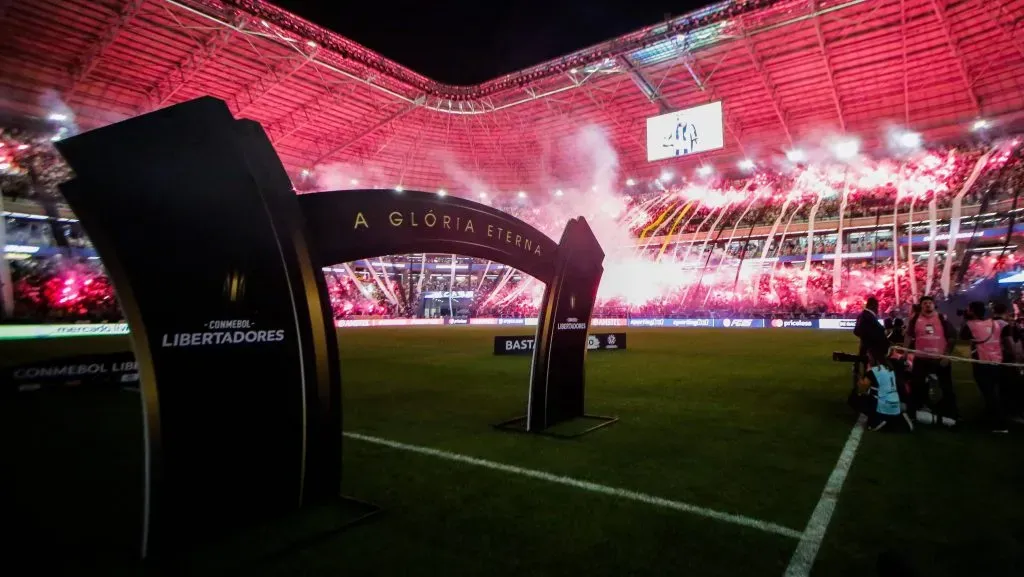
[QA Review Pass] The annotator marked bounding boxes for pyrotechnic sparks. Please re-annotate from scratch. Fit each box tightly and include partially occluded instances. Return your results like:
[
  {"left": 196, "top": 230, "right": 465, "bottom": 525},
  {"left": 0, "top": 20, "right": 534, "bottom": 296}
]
[
  {"left": 460, "top": 138, "right": 1023, "bottom": 318},
  {"left": 261, "top": 128, "right": 1022, "bottom": 321}
]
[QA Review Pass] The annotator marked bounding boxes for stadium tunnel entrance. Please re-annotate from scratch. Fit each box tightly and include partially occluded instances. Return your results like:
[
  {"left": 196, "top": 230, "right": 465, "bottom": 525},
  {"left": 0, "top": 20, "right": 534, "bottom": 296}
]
[{"left": 299, "top": 189, "right": 607, "bottom": 432}]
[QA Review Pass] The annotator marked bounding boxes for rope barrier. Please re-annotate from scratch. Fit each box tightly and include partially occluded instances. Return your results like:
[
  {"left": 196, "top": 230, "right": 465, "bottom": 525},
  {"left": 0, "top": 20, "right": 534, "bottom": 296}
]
[{"left": 889, "top": 346, "right": 1024, "bottom": 368}]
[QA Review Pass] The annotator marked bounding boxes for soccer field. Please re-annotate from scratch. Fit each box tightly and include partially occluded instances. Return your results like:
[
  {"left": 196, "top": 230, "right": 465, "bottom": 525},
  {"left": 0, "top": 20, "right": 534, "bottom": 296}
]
[{"left": 2, "top": 327, "right": 1022, "bottom": 576}]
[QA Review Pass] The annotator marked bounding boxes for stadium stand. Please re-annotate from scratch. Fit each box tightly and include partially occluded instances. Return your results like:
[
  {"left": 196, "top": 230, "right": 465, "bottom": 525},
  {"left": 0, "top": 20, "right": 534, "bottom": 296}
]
[
  {"left": 2, "top": 0, "right": 1024, "bottom": 324},
  {"left": 4, "top": 131, "right": 1023, "bottom": 322}
]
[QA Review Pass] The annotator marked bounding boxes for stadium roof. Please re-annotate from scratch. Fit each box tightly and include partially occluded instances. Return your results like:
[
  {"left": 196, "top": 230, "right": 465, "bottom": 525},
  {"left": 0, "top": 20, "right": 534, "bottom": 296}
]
[{"left": 2, "top": 0, "right": 1023, "bottom": 196}]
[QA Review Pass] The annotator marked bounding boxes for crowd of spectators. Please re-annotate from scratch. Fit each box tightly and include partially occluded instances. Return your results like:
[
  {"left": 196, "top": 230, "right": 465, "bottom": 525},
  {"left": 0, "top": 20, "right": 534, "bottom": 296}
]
[
  {"left": 3, "top": 123, "right": 1023, "bottom": 323},
  {"left": 1, "top": 126, "right": 71, "bottom": 202},
  {"left": 623, "top": 141, "right": 1024, "bottom": 237},
  {"left": 6, "top": 258, "right": 119, "bottom": 322},
  {"left": 322, "top": 271, "right": 395, "bottom": 318},
  {"left": 14, "top": 249, "right": 1011, "bottom": 323}
]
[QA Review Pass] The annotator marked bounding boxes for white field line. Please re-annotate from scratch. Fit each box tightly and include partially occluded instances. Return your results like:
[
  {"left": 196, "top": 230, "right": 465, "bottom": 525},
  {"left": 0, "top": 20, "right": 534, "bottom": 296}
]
[
  {"left": 783, "top": 415, "right": 867, "bottom": 577},
  {"left": 343, "top": 431, "right": 802, "bottom": 540}
]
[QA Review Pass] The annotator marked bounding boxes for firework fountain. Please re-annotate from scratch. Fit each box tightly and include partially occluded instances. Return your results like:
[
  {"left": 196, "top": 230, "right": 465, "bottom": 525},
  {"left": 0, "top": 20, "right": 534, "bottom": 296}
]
[
  {"left": 306, "top": 131, "right": 1023, "bottom": 320},
  {"left": 491, "top": 137, "right": 1021, "bottom": 317}
]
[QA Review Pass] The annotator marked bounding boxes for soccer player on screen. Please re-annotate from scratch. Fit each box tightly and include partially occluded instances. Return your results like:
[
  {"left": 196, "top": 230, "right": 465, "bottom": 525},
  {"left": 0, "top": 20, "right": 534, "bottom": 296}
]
[{"left": 662, "top": 116, "right": 699, "bottom": 156}]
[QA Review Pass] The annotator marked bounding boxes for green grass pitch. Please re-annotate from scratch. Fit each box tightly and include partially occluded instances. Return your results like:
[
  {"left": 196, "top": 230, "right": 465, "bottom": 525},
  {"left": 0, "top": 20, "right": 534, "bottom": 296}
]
[{"left": 2, "top": 327, "right": 1022, "bottom": 576}]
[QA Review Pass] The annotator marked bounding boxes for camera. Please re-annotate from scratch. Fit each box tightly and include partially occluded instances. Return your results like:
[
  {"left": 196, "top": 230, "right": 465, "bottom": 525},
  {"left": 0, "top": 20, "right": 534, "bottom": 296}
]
[{"left": 832, "top": 351, "right": 865, "bottom": 363}]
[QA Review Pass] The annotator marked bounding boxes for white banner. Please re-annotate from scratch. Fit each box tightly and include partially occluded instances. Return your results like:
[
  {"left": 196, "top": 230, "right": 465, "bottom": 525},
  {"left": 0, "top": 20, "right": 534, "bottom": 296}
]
[
  {"left": 817, "top": 318, "right": 858, "bottom": 330},
  {"left": 591, "top": 318, "right": 628, "bottom": 327},
  {"left": 335, "top": 318, "right": 444, "bottom": 327},
  {"left": 646, "top": 101, "right": 724, "bottom": 162},
  {"left": 0, "top": 323, "right": 130, "bottom": 340}
]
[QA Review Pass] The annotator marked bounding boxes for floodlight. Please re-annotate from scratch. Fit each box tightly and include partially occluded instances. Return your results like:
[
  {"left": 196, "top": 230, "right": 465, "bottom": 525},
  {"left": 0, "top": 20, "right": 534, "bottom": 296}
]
[
  {"left": 898, "top": 131, "right": 921, "bottom": 149},
  {"left": 833, "top": 138, "right": 860, "bottom": 160}
]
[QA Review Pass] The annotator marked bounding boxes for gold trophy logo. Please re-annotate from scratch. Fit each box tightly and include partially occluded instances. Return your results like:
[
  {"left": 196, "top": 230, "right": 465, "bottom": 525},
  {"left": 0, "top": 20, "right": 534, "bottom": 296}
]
[{"left": 222, "top": 270, "right": 247, "bottom": 303}]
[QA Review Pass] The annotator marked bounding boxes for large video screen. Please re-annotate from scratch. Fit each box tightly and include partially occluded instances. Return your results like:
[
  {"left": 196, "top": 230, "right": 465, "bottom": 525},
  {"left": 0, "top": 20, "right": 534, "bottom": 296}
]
[{"left": 646, "top": 101, "right": 724, "bottom": 162}]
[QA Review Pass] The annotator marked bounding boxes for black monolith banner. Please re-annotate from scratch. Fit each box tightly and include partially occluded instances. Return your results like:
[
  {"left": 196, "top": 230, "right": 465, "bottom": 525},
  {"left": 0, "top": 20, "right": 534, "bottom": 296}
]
[
  {"left": 493, "top": 335, "right": 539, "bottom": 355},
  {"left": 493, "top": 333, "right": 626, "bottom": 356},
  {"left": 54, "top": 97, "right": 340, "bottom": 558},
  {"left": 528, "top": 218, "right": 605, "bottom": 429}
]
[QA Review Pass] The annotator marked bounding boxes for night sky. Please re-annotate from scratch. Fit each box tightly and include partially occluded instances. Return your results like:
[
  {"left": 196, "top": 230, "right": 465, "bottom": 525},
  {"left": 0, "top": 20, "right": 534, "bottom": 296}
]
[{"left": 275, "top": 0, "right": 708, "bottom": 85}]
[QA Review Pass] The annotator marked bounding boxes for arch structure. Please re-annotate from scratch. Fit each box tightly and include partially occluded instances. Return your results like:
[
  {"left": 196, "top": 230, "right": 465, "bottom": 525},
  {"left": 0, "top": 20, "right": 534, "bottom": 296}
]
[
  {"left": 49, "top": 96, "right": 605, "bottom": 560},
  {"left": 300, "top": 188, "right": 605, "bottom": 431}
]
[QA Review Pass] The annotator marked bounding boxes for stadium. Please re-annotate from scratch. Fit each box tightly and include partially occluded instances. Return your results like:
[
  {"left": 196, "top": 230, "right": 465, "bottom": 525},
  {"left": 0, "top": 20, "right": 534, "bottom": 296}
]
[{"left": 2, "top": 0, "right": 1024, "bottom": 575}]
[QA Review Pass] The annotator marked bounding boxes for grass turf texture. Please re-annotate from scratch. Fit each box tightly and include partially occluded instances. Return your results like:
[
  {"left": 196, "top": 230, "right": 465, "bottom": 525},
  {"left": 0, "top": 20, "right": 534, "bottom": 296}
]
[{"left": 1, "top": 327, "right": 1021, "bottom": 576}]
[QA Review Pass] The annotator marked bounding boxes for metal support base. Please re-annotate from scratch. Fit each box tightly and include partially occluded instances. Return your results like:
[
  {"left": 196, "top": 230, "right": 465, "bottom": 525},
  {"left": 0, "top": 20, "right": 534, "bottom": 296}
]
[
  {"left": 260, "top": 495, "right": 381, "bottom": 562},
  {"left": 154, "top": 495, "right": 381, "bottom": 575},
  {"left": 493, "top": 414, "right": 619, "bottom": 438}
]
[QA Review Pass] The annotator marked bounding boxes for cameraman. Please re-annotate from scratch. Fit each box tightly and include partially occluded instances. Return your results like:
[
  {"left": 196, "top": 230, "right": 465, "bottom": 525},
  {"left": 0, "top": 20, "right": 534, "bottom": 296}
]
[
  {"left": 851, "top": 349, "right": 914, "bottom": 432},
  {"left": 960, "top": 301, "right": 1013, "bottom": 433},
  {"left": 905, "top": 296, "right": 958, "bottom": 421}
]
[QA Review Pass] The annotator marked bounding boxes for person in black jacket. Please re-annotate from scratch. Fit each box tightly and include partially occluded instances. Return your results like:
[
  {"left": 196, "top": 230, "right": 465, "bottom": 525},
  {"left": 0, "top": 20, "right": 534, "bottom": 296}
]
[
  {"left": 852, "top": 297, "right": 890, "bottom": 390},
  {"left": 855, "top": 297, "right": 890, "bottom": 363},
  {"left": 887, "top": 318, "right": 906, "bottom": 346}
]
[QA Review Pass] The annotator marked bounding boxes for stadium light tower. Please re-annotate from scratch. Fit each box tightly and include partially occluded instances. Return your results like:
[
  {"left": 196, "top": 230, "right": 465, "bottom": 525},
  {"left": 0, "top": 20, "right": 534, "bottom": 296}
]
[
  {"left": 737, "top": 159, "right": 755, "bottom": 171},
  {"left": 517, "top": 191, "right": 527, "bottom": 199},
  {"left": 437, "top": 189, "right": 447, "bottom": 197},
  {"left": 697, "top": 165, "right": 713, "bottom": 177},
  {"left": 832, "top": 138, "right": 860, "bottom": 161},
  {"left": 972, "top": 119, "right": 991, "bottom": 132},
  {"left": 478, "top": 192, "right": 487, "bottom": 199},
  {"left": 394, "top": 185, "right": 404, "bottom": 193}
]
